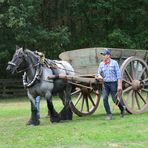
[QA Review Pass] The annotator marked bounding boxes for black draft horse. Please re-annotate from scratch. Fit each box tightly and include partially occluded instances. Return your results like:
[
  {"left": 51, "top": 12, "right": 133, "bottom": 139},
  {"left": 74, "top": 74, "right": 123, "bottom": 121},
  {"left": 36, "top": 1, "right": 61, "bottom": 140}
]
[{"left": 6, "top": 47, "right": 75, "bottom": 125}]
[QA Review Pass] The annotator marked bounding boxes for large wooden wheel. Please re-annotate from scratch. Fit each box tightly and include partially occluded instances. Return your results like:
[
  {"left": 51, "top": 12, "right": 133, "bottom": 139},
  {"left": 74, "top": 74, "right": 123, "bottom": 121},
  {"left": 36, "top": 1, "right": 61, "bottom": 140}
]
[
  {"left": 70, "top": 86, "right": 101, "bottom": 116},
  {"left": 120, "top": 56, "right": 148, "bottom": 114}
]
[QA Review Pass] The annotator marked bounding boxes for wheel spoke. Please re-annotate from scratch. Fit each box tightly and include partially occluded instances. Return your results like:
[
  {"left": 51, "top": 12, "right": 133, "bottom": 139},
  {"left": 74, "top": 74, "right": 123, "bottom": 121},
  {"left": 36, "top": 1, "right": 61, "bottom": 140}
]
[
  {"left": 74, "top": 92, "right": 82, "bottom": 106},
  {"left": 134, "top": 61, "right": 142, "bottom": 79},
  {"left": 122, "top": 79, "right": 132, "bottom": 85},
  {"left": 125, "top": 69, "right": 133, "bottom": 82},
  {"left": 137, "top": 91, "right": 146, "bottom": 104},
  {"left": 141, "top": 88, "right": 148, "bottom": 92},
  {"left": 85, "top": 96, "right": 89, "bottom": 112},
  {"left": 135, "top": 92, "right": 141, "bottom": 110},
  {"left": 126, "top": 90, "right": 133, "bottom": 104},
  {"left": 138, "top": 67, "right": 146, "bottom": 80},
  {"left": 143, "top": 78, "right": 148, "bottom": 83},
  {"left": 88, "top": 94, "right": 96, "bottom": 106},
  {"left": 130, "top": 62, "right": 135, "bottom": 79},
  {"left": 123, "top": 86, "right": 132, "bottom": 93},
  {"left": 71, "top": 89, "right": 81, "bottom": 96},
  {"left": 80, "top": 96, "right": 85, "bottom": 112},
  {"left": 92, "top": 90, "right": 100, "bottom": 95},
  {"left": 131, "top": 90, "right": 135, "bottom": 110}
]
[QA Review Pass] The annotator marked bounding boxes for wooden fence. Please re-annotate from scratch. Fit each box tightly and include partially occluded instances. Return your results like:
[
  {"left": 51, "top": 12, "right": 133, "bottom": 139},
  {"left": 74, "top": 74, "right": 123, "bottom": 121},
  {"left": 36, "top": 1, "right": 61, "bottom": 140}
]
[{"left": 0, "top": 79, "right": 26, "bottom": 98}]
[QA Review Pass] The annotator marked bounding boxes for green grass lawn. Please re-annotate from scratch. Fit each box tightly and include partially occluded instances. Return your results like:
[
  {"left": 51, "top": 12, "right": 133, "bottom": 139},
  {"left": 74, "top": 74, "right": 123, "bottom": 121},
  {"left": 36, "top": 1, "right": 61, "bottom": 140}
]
[{"left": 0, "top": 97, "right": 148, "bottom": 148}]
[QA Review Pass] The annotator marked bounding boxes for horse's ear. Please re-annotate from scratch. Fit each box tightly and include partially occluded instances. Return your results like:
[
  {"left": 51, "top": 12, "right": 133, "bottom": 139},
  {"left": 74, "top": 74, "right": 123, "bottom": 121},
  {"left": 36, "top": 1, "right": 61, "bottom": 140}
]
[
  {"left": 16, "top": 45, "right": 20, "bottom": 50},
  {"left": 22, "top": 46, "right": 25, "bottom": 51}
]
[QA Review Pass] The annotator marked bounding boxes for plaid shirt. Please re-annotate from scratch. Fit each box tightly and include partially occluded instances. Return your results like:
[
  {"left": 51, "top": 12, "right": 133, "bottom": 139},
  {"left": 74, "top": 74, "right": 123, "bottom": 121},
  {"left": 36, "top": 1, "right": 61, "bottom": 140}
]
[{"left": 97, "top": 59, "right": 121, "bottom": 82}]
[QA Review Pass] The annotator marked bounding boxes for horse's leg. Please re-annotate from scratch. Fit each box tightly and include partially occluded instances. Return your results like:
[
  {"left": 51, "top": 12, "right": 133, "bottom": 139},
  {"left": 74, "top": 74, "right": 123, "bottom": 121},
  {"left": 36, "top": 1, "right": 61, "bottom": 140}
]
[
  {"left": 60, "top": 84, "right": 73, "bottom": 121},
  {"left": 46, "top": 93, "right": 60, "bottom": 123},
  {"left": 59, "top": 91, "right": 66, "bottom": 106},
  {"left": 26, "top": 93, "right": 40, "bottom": 126}
]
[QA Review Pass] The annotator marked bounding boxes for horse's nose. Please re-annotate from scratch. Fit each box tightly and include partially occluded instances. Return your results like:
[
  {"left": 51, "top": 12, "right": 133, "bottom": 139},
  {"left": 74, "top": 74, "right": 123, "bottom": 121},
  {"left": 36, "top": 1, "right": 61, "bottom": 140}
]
[
  {"left": 6, "top": 64, "right": 16, "bottom": 74},
  {"left": 6, "top": 65, "right": 11, "bottom": 71}
]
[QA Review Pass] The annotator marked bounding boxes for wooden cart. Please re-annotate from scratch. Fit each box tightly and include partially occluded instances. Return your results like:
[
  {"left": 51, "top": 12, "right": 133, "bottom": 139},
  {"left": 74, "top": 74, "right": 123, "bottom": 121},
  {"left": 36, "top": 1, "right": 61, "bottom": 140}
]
[{"left": 58, "top": 48, "right": 148, "bottom": 116}]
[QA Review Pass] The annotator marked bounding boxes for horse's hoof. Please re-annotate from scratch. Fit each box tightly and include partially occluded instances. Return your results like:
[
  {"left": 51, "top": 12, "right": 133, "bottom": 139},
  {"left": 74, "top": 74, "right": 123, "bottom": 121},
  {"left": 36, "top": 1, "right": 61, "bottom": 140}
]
[
  {"left": 50, "top": 117, "right": 61, "bottom": 123},
  {"left": 60, "top": 108, "right": 73, "bottom": 121}
]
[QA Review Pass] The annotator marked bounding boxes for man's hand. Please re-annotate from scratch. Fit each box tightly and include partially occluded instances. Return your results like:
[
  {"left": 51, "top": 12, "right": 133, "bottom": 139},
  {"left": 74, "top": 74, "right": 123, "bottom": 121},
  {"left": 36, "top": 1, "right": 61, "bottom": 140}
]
[
  {"left": 117, "top": 79, "right": 122, "bottom": 91},
  {"left": 117, "top": 87, "right": 122, "bottom": 92},
  {"left": 117, "top": 89, "right": 122, "bottom": 98},
  {"left": 95, "top": 75, "right": 103, "bottom": 81}
]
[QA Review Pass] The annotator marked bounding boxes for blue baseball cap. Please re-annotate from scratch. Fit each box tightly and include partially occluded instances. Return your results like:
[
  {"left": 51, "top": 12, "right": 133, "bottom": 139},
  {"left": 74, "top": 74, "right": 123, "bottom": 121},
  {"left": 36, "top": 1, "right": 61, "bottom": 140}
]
[{"left": 100, "top": 48, "right": 111, "bottom": 55}]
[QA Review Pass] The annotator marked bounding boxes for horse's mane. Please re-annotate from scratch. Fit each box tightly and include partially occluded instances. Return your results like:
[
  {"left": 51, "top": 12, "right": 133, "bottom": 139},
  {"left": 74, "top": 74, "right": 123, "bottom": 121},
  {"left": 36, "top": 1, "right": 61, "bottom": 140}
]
[
  {"left": 24, "top": 49, "right": 39, "bottom": 64},
  {"left": 21, "top": 48, "right": 58, "bottom": 67}
]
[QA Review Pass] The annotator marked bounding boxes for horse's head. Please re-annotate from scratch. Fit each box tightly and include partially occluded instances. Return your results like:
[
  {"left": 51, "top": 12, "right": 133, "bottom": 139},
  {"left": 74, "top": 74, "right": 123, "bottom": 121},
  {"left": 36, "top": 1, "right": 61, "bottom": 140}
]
[{"left": 6, "top": 47, "right": 27, "bottom": 74}]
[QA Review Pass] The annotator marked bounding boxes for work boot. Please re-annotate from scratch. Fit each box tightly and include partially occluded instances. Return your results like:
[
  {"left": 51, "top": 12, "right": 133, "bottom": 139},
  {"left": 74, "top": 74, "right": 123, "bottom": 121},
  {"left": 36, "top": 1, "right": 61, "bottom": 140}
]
[
  {"left": 120, "top": 109, "right": 125, "bottom": 118},
  {"left": 106, "top": 114, "right": 112, "bottom": 120}
]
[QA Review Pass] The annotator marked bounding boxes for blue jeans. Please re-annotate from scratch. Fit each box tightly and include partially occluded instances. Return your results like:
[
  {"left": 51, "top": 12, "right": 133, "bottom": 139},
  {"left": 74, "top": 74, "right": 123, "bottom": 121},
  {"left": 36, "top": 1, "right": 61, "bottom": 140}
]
[
  {"left": 35, "top": 96, "right": 40, "bottom": 113},
  {"left": 102, "top": 81, "right": 124, "bottom": 115}
]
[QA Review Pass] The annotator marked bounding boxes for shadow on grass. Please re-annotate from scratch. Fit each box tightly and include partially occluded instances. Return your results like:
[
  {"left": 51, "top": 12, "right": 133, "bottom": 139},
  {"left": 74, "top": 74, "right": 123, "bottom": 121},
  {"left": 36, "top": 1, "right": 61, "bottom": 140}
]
[{"left": 39, "top": 111, "right": 132, "bottom": 126}]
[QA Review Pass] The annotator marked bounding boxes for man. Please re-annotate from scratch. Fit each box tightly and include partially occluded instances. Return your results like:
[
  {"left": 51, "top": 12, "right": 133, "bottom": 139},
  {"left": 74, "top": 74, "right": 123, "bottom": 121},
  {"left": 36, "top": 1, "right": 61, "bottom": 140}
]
[
  {"left": 35, "top": 96, "right": 40, "bottom": 118},
  {"left": 95, "top": 48, "right": 124, "bottom": 120}
]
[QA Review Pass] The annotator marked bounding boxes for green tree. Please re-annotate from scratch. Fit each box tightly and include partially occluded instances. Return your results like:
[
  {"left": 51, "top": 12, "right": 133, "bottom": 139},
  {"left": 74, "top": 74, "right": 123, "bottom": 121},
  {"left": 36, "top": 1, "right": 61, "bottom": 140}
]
[{"left": 0, "top": 0, "right": 147, "bottom": 78}]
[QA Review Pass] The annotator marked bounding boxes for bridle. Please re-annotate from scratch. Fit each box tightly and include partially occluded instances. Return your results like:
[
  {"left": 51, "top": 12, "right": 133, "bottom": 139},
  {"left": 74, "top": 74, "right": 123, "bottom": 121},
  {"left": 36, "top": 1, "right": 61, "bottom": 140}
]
[
  {"left": 16, "top": 63, "right": 40, "bottom": 73},
  {"left": 8, "top": 56, "right": 40, "bottom": 74},
  {"left": 8, "top": 61, "right": 16, "bottom": 66},
  {"left": 8, "top": 53, "right": 43, "bottom": 88}
]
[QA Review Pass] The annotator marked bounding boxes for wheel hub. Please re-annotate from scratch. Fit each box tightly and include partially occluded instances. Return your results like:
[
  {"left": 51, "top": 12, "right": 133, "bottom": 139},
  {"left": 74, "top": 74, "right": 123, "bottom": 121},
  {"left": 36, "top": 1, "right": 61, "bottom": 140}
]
[
  {"left": 132, "top": 80, "right": 144, "bottom": 91},
  {"left": 81, "top": 88, "right": 90, "bottom": 96}
]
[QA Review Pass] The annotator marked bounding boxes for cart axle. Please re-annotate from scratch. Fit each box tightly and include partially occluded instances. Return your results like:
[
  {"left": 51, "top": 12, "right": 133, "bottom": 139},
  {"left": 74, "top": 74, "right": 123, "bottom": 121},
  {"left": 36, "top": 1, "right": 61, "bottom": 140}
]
[{"left": 132, "top": 80, "right": 144, "bottom": 91}]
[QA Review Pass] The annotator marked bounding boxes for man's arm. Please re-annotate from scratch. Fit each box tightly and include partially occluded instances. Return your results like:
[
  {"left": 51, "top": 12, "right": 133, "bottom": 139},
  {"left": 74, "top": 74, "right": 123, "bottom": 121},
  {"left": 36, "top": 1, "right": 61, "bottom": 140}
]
[
  {"left": 114, "top": 61, "right": 122, "bottom": 91},
  {"left": 95, "top": 64, "right": 103, "bottom": 81},
  {"left": 117, "top": 79, "right": 122, "bottom": 91}
]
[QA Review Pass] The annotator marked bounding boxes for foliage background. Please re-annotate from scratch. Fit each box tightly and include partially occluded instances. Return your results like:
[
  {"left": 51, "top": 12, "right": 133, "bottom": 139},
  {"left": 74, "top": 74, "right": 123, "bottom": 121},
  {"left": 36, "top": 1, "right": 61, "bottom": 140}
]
[{"left": 0, "top": 0, "right": 148, "bottom": 78}]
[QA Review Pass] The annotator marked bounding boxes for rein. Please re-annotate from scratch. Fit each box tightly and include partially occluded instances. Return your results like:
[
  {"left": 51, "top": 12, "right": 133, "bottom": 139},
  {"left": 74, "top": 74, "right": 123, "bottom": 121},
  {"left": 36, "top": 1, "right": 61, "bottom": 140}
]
[
  {"left": 16, "top": 63, "right": 40, "bottom": 73},
  {"left": 23, "top": 61, "right": 72, "bottom": 88},
  {"left": 45, "top": 60, "right": 83, "bottom": 75}
]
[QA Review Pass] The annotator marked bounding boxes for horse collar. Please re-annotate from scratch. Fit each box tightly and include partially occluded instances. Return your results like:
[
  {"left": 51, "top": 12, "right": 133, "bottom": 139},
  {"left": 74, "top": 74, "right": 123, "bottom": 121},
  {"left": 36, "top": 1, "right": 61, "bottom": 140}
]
[{"left": 23, "top": 64, "right": 43, "bottom": 88}]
